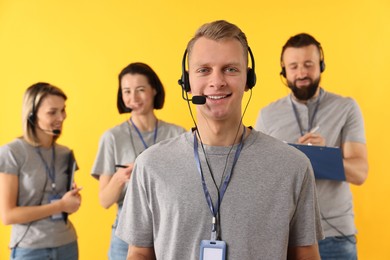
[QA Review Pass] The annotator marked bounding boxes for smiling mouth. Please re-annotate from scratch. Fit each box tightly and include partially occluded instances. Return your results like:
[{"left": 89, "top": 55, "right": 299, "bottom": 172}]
[
  {"left": 206, "top": 94, "right": 232, "bottom": 100},
  {"left": 129, "top": 103, "right": 142, "bottom": 109}
]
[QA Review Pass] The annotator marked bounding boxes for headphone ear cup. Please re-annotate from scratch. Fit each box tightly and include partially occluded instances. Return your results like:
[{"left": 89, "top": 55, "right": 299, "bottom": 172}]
[
  {"left": 178, "top": 49, "right": 191, "bottom": 92},
  {"left": 246, "top": 68, "right": 256, "bottom": 89},
  {"left": 28, "top": 112, "right": 35, "bottom": 126},
  {"left": 181, "top": 71, "right": 190, "bottom": 92},
  {"left": 320, "top": 60, "right": 326, "bottom": 73},
  {"left": 280, "top": 67, "right": 286, "bottom": 78}
]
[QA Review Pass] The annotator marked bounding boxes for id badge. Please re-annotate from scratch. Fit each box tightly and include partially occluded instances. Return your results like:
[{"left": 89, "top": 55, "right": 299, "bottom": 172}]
[
  {"left": 199, "top": 240, "right": 226, "bottom": 260},
  {"left": 49, "top": 194, "right": 63, "bottom": 221}
]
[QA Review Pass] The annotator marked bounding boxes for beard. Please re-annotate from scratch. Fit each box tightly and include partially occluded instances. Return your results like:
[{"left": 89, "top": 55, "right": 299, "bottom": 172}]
[{"left": 287, "top": 76, "right": 321, "bottom": 101}]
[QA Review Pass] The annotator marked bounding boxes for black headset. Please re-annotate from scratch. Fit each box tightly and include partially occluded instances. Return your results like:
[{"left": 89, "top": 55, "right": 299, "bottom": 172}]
[
  {"left": 27, "top": 93, "right": 38, "bottom": 126},
  {"left": 280, "top": 44, "right": 326, "bottom": 78},
  {"left": 27, "top": 82, "right": 50, "bottom": 126},
  {"left": 178, "top": 46, "right": 257, "bottom": 92}
]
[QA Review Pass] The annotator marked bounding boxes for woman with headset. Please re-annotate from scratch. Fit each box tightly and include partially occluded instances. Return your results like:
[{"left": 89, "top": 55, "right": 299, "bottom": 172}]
[
  {"left": 0, "top": 82, "right": 82, "bottom": 259},
  {"left": 91, "top": 62, "right": 185, "bottom": 260}
]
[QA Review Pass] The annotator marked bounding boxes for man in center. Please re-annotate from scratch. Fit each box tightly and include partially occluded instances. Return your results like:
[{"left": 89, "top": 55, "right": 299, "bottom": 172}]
[{"left": 116, "top": 20, "right": 323, "bottom": 259}]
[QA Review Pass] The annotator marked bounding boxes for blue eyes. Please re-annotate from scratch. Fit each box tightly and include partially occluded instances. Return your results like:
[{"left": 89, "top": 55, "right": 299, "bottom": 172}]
[
  {"left": 196, "top": 67, "right": 238, "bottom": 74},
  {"left": 197, "top": 68, "right": 209, "bottom": 73},
  {"left": 225, "top": 67, "right": 238, "bottom": 73}
]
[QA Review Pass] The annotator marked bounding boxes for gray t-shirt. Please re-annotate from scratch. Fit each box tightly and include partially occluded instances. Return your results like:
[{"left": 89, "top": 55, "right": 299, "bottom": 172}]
[
  {"left": 0, "top": 138, "right": 77, "bottom": 248},
  {"left": 255, "top": 89, "right": 366, "bottom": 237},
  {"left": 91, "top": 120, "right": 185, "bottom": 205},
  {"left": 116, "top": 130, "right": 323, "bottom": 259}
]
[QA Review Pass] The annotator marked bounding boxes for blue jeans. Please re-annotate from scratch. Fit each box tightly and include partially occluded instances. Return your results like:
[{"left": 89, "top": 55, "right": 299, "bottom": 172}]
[
  {"left": 108, "top": 208, "right": 129, "bottom": 260},
  {"left": 11, "top": 241, "right": 78, "bottom": 260},
  {"left": 319, "top": 235, "right": 357, "bottom": 260}
]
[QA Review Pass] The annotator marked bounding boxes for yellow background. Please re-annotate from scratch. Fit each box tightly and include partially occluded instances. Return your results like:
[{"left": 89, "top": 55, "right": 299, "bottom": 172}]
[{"left": 1, "top": 0, "right": 389, "bottom": 259}]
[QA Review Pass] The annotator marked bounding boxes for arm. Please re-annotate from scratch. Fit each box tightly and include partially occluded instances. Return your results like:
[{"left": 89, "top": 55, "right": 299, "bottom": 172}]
[
  {"left": 98, "top": 164, "right": 133, "bottom": 209},
  {"left": 287, "top": 244, "right": 320, "bottom": 260},
  {"left": 342, "top": 141, "right": 368, "bottom": 185},
  {"left": 0, "top": 173, "right": 81, "bottom": 225},
  {"left": 298, "top": 133, "right": 368, "bottom": 185},
  {"left": 127, "top": 246, "right": 155, "bottom": 260}
]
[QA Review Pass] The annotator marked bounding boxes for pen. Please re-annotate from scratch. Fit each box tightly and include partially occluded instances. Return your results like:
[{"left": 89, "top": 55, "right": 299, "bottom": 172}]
[
  {"left": 309, "top": 125, "right": 320, "bottom": 134},
  {"left": 115, "top": 164, "right": 127, "bottom": 168}
]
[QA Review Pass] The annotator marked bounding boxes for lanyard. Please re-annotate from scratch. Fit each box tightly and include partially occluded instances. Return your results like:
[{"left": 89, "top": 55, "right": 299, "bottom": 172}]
[
  {"left": 193, "top": 127, "right": 245, "bottom": 238},
  {"left": 35, "top": 145, "right": 56, "bottom": 192},
  {"left": 130, "top": 117, "right": 158, "bottom": 149},
  {"left": 291, "top": 89, "right": 323, "bottom": 136}
]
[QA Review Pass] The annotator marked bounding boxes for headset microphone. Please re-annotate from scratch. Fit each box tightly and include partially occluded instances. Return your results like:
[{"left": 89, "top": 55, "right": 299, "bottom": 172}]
[
  {"left": 52, "top": 129, "right": 61, "bottom": 135},
  {"left": 28, "top": 111, "right": 61, "bottom": 135},
  {"left": 28, "top": 114, "right": 62, "bottom": 135},
  {"left": 179, "top": 85, "right": 207, "bottom": 105},
  {"left": 39, "top": 127, "right": 61, "bottom": 135},
  {"left": 191, "top": 96, "right": 206, "bottom": 105}
]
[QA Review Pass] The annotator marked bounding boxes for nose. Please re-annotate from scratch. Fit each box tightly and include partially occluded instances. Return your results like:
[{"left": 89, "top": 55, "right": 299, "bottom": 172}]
[
  {"left": 296, "top": 65, "right": 309, "bottom": 79},
  {"left": 209, "top": 70, "right": 227, "bottom": 88},
  {"left": 58, "top": 111, "right": 67, "bottom": 122},
  {"left": 130, "top": 91, "right": 139, "bottom": 102}
]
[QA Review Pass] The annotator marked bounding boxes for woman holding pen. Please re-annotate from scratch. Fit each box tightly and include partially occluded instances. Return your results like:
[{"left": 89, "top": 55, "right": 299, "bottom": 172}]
[
  {"left": 91, "top": 62, "right": 185, "bottom": 260},
  {"left": 0, "top": 82, "right": 81, "bottom": 260}
]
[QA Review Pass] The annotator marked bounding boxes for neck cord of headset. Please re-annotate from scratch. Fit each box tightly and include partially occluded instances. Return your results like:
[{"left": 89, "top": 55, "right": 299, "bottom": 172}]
[
  {"left": 184, "top": 85, "right": 252, "bottom": 239},
  {"left": 189, "top": 88, "right": 252, "bottom": 191},
  {"left": 194, "top": 126, "right": 245, "bottom": 241},
  {"left": 218, "top": 89, "right": 252, "bottom": 188},
  {"left": 191, "top": 89, "right": 252, "bottom": 240},
  {"left": 12, "top": 174, "right": 49, "bottom": 256},
  {"left": 320, "top": 211, "right": 357, "bottom": 245},
  {"left": 12, "top": 144, "right": 51, "bottom": 256}
]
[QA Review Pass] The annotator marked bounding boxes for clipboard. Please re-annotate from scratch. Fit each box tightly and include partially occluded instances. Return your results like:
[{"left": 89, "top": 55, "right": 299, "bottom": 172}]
[
  {"left": 288, "top": 143, "right": 346, "bottom": 181},
  {"left": 64, "top": 150, "right": 77, "bottom": 223},
  {"left": 67, "top": 150, "right": 77, "bottom": 191}
]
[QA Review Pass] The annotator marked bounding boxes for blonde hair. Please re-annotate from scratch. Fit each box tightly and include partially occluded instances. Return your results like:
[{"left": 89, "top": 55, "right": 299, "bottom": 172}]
[
  {"left": 186, "top": 20, "right": 249, "bottom": 63},
  {"left": 22, "top": 82, "right": 67, "bottom": 146}
]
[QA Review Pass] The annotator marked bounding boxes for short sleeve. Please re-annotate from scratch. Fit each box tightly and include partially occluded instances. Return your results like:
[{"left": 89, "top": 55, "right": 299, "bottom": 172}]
[
  {"left": 91, "top": 131, "right": 116, "bottom": 179},
  {"left": 0, "top": 143, "right": 22, "bottom": 175},
  {"left": 342, "top": 99, "right": 366, "bottom": 144},
  {"left": 115, "top": 162, "right": 154, "bottom": 247},
  {"left": 289, "top": 166, "right": 324, "bottom": 246}
]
